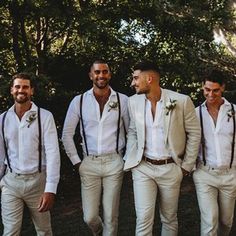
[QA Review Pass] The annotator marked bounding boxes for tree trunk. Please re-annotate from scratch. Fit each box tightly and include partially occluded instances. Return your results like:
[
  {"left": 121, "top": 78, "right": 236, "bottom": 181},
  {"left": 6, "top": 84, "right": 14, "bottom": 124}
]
[
  {"left": 9, "top": 0, "right": 24, "bottom": 71},
  {"left": 20, "top": 18, "right": 32, "bottom": 68},
  {"left": 35, "top": 17, "right": 49, "bottom": 75}
]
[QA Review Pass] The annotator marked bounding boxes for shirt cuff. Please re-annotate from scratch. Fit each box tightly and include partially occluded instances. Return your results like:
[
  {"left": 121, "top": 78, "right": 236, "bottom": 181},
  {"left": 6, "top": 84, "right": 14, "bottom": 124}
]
[
  {"left": 45, "top": 183, "right": 58, "bottom": 194},
  {"left": 69, "top": 154, "right": 82, "bottom": 165},
  {"left": 181, "top": 163, "right": 193, "bottom": 172}
]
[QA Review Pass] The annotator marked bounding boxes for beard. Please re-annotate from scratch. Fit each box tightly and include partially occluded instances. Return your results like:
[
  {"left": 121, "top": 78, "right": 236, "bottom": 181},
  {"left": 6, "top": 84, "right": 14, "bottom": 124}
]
[
  {"left": 135, "top": 87, "right": 149, "bottom": 95},
  {"left": 14, "top": 93, "right": 31, "bottom": 104},
  {"left": 94, "top": 78, "right": 109, "bottom": 89}
]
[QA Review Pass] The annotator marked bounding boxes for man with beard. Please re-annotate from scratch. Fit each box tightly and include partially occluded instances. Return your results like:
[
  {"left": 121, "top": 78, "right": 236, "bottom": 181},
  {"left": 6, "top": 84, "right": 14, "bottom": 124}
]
[
  {"left": 0, "top": 73, "right": 60, "bottom": 235},
  {"left": 124, "top": 61, "right": 200, "bottom": 236},
  {"left": 62, "top": 59, "right": 129, "bottom": 236},
  {"left": 193, "top": 70, "right": 236, "bottom": 236}
]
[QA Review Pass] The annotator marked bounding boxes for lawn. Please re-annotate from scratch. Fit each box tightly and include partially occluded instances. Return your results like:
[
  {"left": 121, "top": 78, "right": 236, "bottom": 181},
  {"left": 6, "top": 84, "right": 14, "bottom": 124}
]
[{"left": 0, "top": 157, "right": 236, "bottom": 235}]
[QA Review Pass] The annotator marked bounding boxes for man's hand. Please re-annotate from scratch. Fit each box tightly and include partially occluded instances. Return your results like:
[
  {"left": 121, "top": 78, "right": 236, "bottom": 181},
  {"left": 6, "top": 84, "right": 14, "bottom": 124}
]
[
  {"left": 0, "top": 164, "right": 6, "bottom": 181},
  {"left": 181, "top": 167, "right": 190, "bottom": 177},
  {"left": 38, "top": 192, "right": 55, "bottom": 212}
]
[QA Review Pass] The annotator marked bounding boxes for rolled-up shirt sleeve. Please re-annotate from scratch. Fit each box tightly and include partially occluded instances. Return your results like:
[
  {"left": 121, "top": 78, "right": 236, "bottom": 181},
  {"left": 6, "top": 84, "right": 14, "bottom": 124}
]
[
  {"left": 43, "top": 112, "right": 61, "bottom": 194},
  {"left": 62, "top": 96, "right": 81, "bottom": 165},
  {"left": 121, "top": 95, "right": 130, "bottom": 134},
  {"left": 0, "top": 114, "right": 6, "bottom": 180}
]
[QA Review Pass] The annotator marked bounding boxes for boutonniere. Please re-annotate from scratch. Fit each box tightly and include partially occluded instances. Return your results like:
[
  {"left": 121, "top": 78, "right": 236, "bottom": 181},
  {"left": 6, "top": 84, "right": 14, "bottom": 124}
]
[
  {"left": 227, "top": 109, "right": 235, "bottom": 122},
  {"left": 108, "top": 101, "right": 118, "bottom": 112},
  {"left": 26, "top": 111, "right": 37, "bottom": 127},
  {"left": 165, "top": 99, "right": 177, "bottom": 115}
]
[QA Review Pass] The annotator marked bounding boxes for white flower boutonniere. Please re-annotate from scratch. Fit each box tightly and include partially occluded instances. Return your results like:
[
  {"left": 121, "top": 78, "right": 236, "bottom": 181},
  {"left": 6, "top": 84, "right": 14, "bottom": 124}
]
[
  {"left": 165, "top": 99, "right": 177, "bottom": 115},
  {"left": 227, "top": 109, "right": 235, "bottom": 122},
  {"left": 108, "top": 101, "right": 118, "bottom": 112},
  {"left": 26, "top": 111, "right": 37, "bottom": 128}
]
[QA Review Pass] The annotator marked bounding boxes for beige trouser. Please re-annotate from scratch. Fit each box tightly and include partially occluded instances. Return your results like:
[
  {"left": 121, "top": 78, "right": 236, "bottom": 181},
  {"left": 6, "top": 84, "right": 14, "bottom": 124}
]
[
  {"left": 132, "top": 160, "right": 183, "bottom": 236},
  {"left": 79, "top": 153, "right": 124, "bottom": 236},
  {"left": 0, "top": 170, "right": 52, "bottom": 236},
  {"left": 193, "top": 164, "right": 236, "bottom": 236}
]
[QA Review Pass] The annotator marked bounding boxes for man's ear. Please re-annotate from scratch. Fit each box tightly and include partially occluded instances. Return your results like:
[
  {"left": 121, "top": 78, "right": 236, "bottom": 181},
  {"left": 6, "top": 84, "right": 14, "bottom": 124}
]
[
  {"left": 201, "top": 82, "right": 205, "bottom": 89},
  {"left": 31, "top": 87, "right": 34, "bottom": 96},
  {"left": 221, "top": 83, "right": 225, "bottom": 92},
  {"left": 147, "top": 75, "right": 153, "bottom": 84},
  {"left": 89, "top": 72, "right": 92, "bottom": 81}
]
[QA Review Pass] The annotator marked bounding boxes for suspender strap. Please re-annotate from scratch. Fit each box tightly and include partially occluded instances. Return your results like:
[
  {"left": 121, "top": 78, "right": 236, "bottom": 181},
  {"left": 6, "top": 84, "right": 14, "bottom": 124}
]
[
  {"left": 80, "top": 93, "right": 89, "bottom": 156},
  {"left": 230, "top": 103, "right": 235, "bottom": 168},
  {"left": 199, "top": 105, "right": 206, "bottom": 165},
  {"left": 200, "top": 103, "right": 235, "bottom": 168},
  {"left": 2, "top": 111, "right": 12, "bottom": 172},
  {"left": 116, "top": 92, "right": 121, "bottom": 154},
  {"left": 80, "top": 92, "right": 122, "bottom": 156},
  {"left": 2, "top": 108, "right": 42, "bottom": 173},
  {"left": 37, "top": 108, "right": 42, "bottom": 172}
]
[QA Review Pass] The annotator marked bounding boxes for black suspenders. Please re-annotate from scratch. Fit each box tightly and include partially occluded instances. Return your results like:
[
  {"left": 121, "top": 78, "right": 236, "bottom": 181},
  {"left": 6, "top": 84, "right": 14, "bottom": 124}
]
[
  {"left": 116, "top": 92, "right": 121, "bottom": 154},
  {"left": 2, "top": 108, "right": 42, "bottom": 172},
  {"left": 80, "top": 93, "right": 89, "bottom": 156},
  {"left": 230, "top": 104, "right": 235, "bottom": 168},
  {"left": 2, "top": 111, "right": 12, "bottom": 172},
  {"left": 199, "top": 104, "right": 235, "bottom": 168},
  {"left": 80, "top": 92, "right": 121, "bottom": 156},
  {"left": 199, "top": 105, "right": 206, "bottom": 165},
  {"left": 37, "top": 108, "right": 42, "bottom": 172}
]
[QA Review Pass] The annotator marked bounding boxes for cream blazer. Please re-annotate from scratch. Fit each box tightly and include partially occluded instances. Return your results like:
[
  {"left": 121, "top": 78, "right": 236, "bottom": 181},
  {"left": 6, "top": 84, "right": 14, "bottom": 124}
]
[{"left": 124, "top": 89, "right": 201, "bottom": 172}]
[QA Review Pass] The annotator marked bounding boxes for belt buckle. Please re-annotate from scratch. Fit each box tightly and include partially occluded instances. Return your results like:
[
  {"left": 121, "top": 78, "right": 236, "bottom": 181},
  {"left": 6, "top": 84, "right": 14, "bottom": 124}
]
[{"left": 165, "top": 159, "right": 168, "bottom": 164}]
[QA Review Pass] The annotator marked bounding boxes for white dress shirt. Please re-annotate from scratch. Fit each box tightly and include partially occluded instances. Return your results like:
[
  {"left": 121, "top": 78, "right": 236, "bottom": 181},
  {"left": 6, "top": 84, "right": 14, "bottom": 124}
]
[
  {"left": 62, "top": 88, "right": 129, "bottom": 165},
  {"left": 144, "top": 93, "right": 172, "bottom": 160},
  {"left": 196, "top": 98, "right": 236, "bottom": 168},
  {"left": 0, "top": 102, "right": 60, "bottom": 193}
]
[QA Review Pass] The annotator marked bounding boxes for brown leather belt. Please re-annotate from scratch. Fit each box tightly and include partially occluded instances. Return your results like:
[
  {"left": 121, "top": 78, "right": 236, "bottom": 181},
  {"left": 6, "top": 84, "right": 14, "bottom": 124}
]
[{"left": 143, "top": 156, "right": 174, "bottom": 165}]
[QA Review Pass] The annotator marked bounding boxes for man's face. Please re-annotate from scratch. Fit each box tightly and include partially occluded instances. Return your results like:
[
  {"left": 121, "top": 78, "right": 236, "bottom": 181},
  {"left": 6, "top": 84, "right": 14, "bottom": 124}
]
[
  {"left": 131, "top": 70, "right": 150, "bottom": 94},
  {"left": 11, "top": 78, "right": 34, "bottom": 104},
  {"left": 202, "top": 80, "right": 225, "bottom": 105},
  {"left": 89, "top": 63, "right": 111, "bottom": 89}
]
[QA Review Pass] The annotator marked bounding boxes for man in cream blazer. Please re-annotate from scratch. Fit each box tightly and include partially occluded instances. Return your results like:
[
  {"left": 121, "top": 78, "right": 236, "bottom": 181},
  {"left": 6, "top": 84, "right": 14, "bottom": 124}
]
[{"left": 124, "top": 61, "right": 201, "bottom": 236}]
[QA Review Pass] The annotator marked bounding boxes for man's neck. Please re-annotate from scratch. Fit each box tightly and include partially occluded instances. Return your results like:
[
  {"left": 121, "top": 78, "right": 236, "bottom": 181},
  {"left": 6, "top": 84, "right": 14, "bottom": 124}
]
[
  {"left": 146, "top": 87, "right": 161, "bottom": 103},
  {"left": 93, "top": 86, "right": 111, "bottom": 97},
  {"left": 14, "top": 102, "right": 32, "bottom": 120},
  {"left": 93, "top": 87, "right": 111, "bottom": 117},
  {"left": 146, "top": 87, "right": 161, "bottom": 120},
  {"left": 206, "top": 98, "right": 224, "bottom": 111},
  {"left": 206, "top": 98, "right": 224, "bottom": 126}
]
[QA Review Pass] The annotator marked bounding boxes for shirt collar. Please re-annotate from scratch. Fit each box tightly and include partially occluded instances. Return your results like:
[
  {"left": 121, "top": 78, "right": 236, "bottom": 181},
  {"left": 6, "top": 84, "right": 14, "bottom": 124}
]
[
  {"left": 160, "top": 88, "right": 164, "bottom": 102},
  {"left": 145, "top": 88, "right": 163, "bottom": 103},
  {"left": 201, "top": 97, "right": 231, "bottom": 108},
  {"left": 88, "top": 87, "right": 116, "bottom": 97},
  {"left": 8, "top": 102, "right": 37, "bottom": 113}
]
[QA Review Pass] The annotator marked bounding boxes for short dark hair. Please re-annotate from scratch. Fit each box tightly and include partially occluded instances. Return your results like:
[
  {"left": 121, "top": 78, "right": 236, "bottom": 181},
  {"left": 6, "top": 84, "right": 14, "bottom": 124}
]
[
  {"left": 203, "top": 70, "right": 226, "bottom": 86},
  {"left": 90, "top": 59, "right": 110, "bottom": 70},
  {"left": 11, "top": 73, "right": 35, "bottom": 87},
  {"left": 133, "top": 61, "right": 160, "bottom": 74}
]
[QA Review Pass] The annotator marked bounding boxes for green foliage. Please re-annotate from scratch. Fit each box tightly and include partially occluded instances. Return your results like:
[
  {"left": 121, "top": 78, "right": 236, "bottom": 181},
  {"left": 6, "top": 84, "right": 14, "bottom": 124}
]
[{"left": 1, "top": 0, "right": 236, "bottom": 122}]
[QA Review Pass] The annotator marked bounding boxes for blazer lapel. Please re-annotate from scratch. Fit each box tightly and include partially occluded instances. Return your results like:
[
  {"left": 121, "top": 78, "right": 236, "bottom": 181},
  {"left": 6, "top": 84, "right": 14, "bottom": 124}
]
[
  {"left": 162, "top": 90, "right": 171, "bottom": 144},
  {"left": 136, "top": 95, "right": 146, "bottom": 142}
]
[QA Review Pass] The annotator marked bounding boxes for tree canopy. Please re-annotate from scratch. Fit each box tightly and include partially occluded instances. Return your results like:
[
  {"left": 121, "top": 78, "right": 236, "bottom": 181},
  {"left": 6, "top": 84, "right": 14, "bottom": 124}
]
[{"left": 1, "top": 0, "right": 236, "bottom": 124}]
